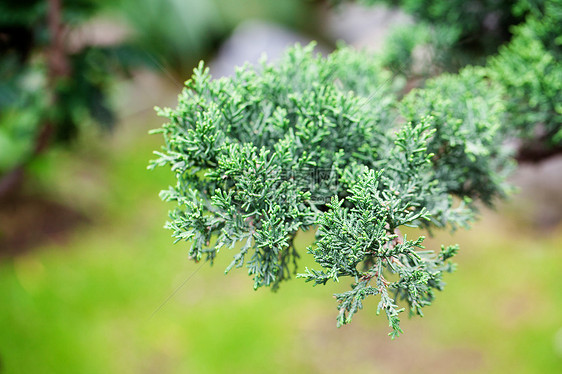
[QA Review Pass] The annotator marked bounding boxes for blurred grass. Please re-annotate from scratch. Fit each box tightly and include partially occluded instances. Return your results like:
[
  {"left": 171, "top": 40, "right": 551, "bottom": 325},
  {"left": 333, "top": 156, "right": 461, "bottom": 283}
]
[{"left": 1, "top": 74, "right": 562, "bottom": 373}]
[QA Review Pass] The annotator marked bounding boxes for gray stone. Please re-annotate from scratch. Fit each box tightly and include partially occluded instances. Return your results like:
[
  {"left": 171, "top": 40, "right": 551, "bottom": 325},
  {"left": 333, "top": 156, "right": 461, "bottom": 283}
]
[
  {"left": 323, "top": 3, "right": 412, "bottom": 52},
  {"left": 209, "top": 20, "right": 327, "bottom": 77}
]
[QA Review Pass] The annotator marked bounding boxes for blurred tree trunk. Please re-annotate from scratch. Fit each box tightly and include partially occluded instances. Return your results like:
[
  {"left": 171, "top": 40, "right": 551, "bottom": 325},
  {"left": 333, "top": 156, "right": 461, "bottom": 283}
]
[{"left": 0, "top": 0, "right": 68, "bottom": 199}]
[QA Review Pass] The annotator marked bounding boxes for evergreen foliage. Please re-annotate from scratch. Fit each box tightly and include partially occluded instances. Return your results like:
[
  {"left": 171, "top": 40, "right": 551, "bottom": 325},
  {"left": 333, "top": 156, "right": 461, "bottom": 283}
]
[
  {"left": 342, "top": 0, "right": 528, "bottom": 51},
  {"left": 379, "top": 22, "right": 459, "bottom": 76},
  {"left": 487, "top": 0, "right": 562, "bottom": 148},
  {"left": 150, "top": 43, "right": 513, "bottom": 336},
  {"left": 151, "top": 0, "right": 560, "bottom": 337},
  {"left": 347, "top": 0, "right": 562, "bottom": 152},
  {"left": 400, "top": 67, "right": 513, "bottom": 206}
]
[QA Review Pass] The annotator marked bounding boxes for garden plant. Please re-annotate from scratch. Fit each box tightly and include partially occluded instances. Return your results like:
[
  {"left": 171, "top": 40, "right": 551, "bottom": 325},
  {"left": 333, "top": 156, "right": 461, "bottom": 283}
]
[{"left": 151, "top": 0, "right": 562, "bottom": 338}]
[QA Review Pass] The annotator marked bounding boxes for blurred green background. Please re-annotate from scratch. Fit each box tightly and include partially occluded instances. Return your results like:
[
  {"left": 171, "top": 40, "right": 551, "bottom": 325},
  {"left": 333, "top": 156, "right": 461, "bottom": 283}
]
[{"left": 1, "top": 1, "right": 562, "bottom": 373}]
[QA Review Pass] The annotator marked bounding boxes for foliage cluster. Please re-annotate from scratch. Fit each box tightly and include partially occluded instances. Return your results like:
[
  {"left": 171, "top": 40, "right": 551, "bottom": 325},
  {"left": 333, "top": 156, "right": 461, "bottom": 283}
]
[
  {"left": 488, "top": 0, "right": 562, "bottom": 149},
  {"left": 343, "top": 0, "right": 528, "bottom": 52},
  {"left": 368, "top": 0, "right": 562, "bottom": 154},
  {"left": 153, "top": 0, "right": 562, "bottom": 337},
  {"left": 151, "top": 42, "right": 513, "bottom": 336}
]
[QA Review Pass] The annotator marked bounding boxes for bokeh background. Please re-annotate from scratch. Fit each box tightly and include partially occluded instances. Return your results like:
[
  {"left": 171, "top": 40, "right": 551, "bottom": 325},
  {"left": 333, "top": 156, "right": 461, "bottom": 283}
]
[{"left": 1, "top": 1, "right": 562, "bottom": 373}]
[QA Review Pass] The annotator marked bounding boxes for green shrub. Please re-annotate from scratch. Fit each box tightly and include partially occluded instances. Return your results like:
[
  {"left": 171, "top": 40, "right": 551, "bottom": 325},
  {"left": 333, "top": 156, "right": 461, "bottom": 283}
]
[
  {"left": 150, "top": 0, "right": 560, "bottom": 338},
  {"left": 150, "top": 44, "right": 513, "bottom": 337}
]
